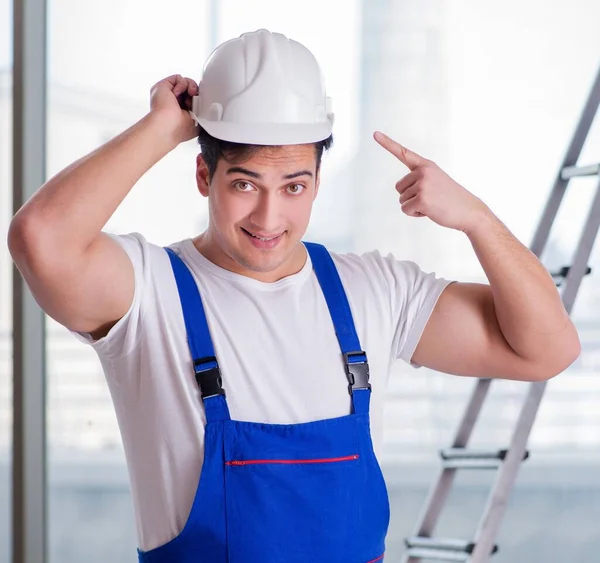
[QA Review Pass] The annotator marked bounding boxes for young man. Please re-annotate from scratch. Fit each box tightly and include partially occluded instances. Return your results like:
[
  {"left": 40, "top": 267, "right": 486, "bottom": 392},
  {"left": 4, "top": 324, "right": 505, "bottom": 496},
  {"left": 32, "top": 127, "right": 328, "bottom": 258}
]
[{"left": 8, "top": 29, "right": 579, "bottom": 563}]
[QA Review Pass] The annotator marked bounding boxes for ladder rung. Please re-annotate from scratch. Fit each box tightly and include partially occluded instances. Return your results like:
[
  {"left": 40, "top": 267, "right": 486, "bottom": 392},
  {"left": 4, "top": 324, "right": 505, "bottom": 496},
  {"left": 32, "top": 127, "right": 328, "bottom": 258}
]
[
  {"left": 404, "top": 547, "right": 469, "bottom": 561},
  {"left": 441, "top": 458, "right": 502, "bottom": 469},
  {"left": 405, "top": 536, "right": 499, "bottom": 559},
  {"left": 561, "top": 163, "right": 600, "bottom": 179},
  {"left": 406, "top": 536, "right": 474, "bottom": 552},
  {"left": 439, "top": 448, "right": 529, "bottom": 470},
  {"left": 440, "top": 448, "right": 507, "bottom": 461}
]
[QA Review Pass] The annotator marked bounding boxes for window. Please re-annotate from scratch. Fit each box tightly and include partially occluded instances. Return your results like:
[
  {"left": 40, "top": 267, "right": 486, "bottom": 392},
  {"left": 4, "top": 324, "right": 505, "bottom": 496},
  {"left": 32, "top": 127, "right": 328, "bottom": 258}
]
[
  {"left": 38, "top": 0, "right": 600, "bottom": 561},
  {"left": 46, "top": 2, "right": 213, "bottom": 560}
]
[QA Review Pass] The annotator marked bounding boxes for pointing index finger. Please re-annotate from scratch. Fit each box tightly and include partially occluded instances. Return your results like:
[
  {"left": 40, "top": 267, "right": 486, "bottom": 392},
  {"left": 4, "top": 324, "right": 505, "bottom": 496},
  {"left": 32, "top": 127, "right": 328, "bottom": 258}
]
[{"left": 374, "top": 131, "right": 425, "bottom": 170}]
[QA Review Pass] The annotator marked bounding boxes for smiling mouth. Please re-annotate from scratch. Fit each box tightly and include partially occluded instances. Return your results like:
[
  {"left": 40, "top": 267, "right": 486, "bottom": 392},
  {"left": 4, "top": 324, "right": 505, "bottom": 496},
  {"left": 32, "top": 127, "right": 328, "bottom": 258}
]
[{"left": 241, "top": 228, "right": 284, "bottom": 242}]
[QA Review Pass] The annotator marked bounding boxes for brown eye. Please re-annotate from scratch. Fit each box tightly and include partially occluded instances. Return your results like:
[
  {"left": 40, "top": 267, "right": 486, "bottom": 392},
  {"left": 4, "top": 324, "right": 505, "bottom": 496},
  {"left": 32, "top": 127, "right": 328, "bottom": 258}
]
[
  {"left": 234, "top": 181, "right": 254, "bottom": 192},
  {"left": 287, "top": 184, "right": 305, "bottom": 195}
]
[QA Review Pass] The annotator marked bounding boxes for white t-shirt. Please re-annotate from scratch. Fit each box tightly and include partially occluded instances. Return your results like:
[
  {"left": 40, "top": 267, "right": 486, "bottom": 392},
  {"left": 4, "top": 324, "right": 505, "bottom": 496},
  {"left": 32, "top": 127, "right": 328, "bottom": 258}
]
[{"left": 74, "top": 233, "right": 453, "bottom": 551}]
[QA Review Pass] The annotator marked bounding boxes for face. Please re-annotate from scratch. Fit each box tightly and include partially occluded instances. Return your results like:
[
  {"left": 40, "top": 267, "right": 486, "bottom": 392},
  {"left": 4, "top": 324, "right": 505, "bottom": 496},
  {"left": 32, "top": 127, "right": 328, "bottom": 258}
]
[{"left": 195, "top": 144, "right": 320, "bottom": 282}]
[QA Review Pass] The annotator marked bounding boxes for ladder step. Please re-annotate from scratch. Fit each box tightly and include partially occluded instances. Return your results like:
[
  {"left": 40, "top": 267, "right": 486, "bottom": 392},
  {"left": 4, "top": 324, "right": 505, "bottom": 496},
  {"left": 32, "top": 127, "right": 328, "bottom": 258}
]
[
  {"left": 441, "top": 458, "right": 502, "bottom": 470},
  {"left": 439, "top": 448, "right": 529, "bottom": 470},
  {"left": 561, "top": 163, "right": 600, "bottom": 179},
  {"left": 406, "top": 536, "right": 474, "bottom": 551},
  {"left": 405, "top": 537, "right": 499, "bottom": 560},
  {"left": 404, "top": 547, "right": 470, "bottom": 561}
]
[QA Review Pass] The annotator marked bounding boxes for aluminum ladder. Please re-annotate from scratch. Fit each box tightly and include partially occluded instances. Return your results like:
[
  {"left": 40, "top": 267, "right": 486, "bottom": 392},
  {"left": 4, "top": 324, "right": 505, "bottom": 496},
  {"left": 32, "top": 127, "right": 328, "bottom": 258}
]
[{"left": 402, "top": 63, "right": 600, "bottom": 563}]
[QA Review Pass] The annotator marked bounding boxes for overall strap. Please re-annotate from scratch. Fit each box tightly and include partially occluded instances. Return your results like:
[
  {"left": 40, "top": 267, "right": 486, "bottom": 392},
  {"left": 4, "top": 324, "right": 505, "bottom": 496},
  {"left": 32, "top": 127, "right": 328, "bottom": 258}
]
[
  {"left": 304, "top": 242, "right": 371, "bottom": 415},
  {"left": 164, "top": 247, "right": 230, "bottom": 423}
]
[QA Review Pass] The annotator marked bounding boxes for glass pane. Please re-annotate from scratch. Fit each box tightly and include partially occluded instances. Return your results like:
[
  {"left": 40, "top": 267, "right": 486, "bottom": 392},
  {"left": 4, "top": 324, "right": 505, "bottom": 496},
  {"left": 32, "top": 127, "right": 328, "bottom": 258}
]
[
  {"left": 47, "top": 2, "right": 211, "bottom": 561},
  {"left": 45, "top": 1, "right": 600, "bottom": 562},
  {"left": 0, "top": 0, "right": 12, "bottom": 558}
]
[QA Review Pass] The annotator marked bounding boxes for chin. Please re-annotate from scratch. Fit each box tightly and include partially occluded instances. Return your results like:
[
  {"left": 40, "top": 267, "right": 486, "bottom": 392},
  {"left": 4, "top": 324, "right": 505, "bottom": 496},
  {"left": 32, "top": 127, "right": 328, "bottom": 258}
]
[
  {"left": 235, "top": 244, "right": 294, "bottom": 274},
  {"left": 236, "top": 253, "right": 287, "bottom": 274}
]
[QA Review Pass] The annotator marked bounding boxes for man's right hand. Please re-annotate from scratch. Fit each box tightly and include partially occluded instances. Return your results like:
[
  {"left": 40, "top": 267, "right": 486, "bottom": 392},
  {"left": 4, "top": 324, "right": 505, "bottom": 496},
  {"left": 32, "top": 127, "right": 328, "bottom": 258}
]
[{"left": 150, "top": 74, "right": 200, "bottom": 146}]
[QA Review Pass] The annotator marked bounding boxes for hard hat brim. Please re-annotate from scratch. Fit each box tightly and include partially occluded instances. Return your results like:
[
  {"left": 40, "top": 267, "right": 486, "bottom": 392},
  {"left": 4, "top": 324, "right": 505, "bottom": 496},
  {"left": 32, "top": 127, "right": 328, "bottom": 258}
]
[{"left": 198, "top": 117, "right": 334, "bottom": 146}]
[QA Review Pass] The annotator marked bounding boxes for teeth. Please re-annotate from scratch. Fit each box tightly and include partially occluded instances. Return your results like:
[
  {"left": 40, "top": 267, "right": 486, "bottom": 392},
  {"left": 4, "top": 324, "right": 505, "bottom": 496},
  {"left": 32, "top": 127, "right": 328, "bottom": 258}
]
[{"left": 247, "top": 230, "right": 277, "bottom": 241}]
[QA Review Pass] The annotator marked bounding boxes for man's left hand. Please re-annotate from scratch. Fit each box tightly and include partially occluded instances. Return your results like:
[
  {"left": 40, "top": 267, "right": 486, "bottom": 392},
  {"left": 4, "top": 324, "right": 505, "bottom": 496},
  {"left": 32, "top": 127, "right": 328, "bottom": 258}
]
[{"left": 374, "top": 131, "right": 490, "bottom": 234}]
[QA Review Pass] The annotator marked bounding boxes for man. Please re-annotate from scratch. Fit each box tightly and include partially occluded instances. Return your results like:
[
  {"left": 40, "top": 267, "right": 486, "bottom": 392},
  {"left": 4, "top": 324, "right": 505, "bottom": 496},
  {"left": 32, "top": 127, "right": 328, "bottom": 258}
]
[{"left": 8, "top": 29, "right": 579, "bottom": 563}]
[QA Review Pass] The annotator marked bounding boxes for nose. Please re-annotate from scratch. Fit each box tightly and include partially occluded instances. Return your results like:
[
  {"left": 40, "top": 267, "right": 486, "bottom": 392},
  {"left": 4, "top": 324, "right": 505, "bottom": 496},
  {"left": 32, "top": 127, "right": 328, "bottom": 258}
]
[{"left": 248, "top": 192, "right": 282, "bottom": 234}]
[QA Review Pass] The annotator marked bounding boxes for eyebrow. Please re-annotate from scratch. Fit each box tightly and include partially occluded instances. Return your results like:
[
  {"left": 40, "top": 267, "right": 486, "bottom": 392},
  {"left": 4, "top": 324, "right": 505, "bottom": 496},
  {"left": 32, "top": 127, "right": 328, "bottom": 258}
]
[{"left": 226, "top": 166, "right": 313, "bottom": 180}]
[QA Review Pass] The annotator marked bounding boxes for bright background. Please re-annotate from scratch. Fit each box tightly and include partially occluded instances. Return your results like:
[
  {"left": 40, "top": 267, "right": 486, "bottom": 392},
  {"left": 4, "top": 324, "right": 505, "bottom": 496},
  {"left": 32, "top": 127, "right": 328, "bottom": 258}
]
[{"left": 1, "top": 1, "right": 600, "bottom": 561}]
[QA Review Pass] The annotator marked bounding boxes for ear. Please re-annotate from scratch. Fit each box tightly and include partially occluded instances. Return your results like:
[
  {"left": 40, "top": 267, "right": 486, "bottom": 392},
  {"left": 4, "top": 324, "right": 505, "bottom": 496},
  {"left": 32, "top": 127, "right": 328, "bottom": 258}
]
[{"left": 196, "top": 153, "right": 210, "bottom": 197}]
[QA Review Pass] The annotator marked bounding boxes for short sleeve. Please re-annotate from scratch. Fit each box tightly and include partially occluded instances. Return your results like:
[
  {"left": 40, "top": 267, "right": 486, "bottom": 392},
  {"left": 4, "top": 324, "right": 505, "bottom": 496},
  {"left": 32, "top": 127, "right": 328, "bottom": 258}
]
[
  {"left": 378, "top": 254, "right": 454, "bottom": 368},
  {"left": 69, "top": 232, "right": 149, "bottom": 359}
]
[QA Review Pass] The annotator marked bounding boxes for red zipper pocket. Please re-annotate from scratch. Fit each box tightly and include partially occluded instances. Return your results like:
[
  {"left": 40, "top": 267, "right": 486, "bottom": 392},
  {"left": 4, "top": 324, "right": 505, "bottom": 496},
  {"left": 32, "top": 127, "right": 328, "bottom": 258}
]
[{"left": 226, "top": 454, "right": 359, "bottom": 466}]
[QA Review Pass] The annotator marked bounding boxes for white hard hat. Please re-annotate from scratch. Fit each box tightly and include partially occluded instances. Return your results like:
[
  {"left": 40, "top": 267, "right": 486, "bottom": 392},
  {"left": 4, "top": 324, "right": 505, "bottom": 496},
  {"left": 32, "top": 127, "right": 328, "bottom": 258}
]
[{"left": 189, "top": 29, "right": 334, "bottom": 145}]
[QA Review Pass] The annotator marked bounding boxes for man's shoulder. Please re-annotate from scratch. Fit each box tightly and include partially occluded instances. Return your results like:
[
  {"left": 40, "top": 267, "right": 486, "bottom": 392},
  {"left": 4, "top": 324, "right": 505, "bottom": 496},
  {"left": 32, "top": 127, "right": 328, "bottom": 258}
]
[
  {"left": 325, "top": 247, "right": 398, "bottom": 299},
  {"left": 328, "top": 246, "right": 413, "bottom": 279},
  {"left": 326, "top": 245, "right": 445, "bottom": 297},
  {"left": 328, "top": 247, "right": 385, "bottom": 263},
  {"left": 105, "top": 231, "right": 188, "bottom": 262}
]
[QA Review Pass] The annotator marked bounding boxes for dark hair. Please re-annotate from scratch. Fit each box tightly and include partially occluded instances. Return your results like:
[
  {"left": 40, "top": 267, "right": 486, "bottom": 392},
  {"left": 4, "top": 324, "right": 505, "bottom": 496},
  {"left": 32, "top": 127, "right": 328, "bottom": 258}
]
[{"left": 197, "top": 128, "right": 333, "bottom": 180}]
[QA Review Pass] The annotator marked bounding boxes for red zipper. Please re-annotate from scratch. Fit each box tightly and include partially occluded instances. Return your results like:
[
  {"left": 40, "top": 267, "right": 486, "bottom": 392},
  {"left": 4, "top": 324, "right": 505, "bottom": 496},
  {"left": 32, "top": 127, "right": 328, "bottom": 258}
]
[
  {"left": 366, "top": 555, "right": 384, "bottom": 563},
  {"left": 226, "top": 454, "right": 359, "bottom": 466}
]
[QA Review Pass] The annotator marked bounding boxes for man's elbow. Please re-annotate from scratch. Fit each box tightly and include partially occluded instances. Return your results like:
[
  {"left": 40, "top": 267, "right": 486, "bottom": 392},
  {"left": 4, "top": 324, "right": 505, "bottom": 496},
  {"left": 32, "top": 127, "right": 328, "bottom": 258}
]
[{"left": 526, "top": 327, "right": 581, "bottom": 382}]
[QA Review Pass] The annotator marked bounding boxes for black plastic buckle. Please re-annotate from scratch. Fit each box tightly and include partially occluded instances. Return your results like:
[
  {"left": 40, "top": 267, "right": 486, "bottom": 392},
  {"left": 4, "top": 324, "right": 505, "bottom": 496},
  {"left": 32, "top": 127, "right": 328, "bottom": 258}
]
[
  {"left": 193, "top": 356, "right": 226, "bottom": 398},
  {"left": 343, "top": 351, "right": 371, "bottom": 395}
]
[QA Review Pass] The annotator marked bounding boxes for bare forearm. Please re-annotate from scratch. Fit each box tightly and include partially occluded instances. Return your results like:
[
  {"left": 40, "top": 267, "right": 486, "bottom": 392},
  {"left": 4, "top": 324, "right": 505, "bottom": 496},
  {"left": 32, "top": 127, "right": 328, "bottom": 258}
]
[
  {"left": 11, "top": 112, "right": 176, "bottom": 253},
  {"left": 465, "top": 207, "right": 580, "bottom": 365}
]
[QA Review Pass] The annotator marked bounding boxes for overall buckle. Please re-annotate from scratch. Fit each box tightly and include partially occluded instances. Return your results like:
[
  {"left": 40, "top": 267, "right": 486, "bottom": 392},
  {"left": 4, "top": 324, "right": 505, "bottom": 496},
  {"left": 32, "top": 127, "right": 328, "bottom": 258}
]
[
  {"left": 193, "top": 356, "right": 226, "bottom": 398},
  {"left": 343, "top": 351, "right": 371, "bottom": 395}
]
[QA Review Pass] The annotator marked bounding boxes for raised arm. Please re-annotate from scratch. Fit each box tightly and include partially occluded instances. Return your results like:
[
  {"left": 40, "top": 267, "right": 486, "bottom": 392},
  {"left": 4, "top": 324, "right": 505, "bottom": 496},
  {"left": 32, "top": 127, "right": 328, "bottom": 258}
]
[
  {"left": 374, "top": 131, "right": 580, "bottom": 381},
  {"left": 8, "top": 75, "right": 199, "bottom": 339}
]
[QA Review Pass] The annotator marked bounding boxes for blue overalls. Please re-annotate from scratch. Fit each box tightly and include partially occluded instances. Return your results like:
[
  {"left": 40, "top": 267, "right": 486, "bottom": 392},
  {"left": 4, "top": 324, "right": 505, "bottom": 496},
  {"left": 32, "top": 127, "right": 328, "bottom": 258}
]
[{"left": 137, "top": 242, "right": 390, "bottom": 562}]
